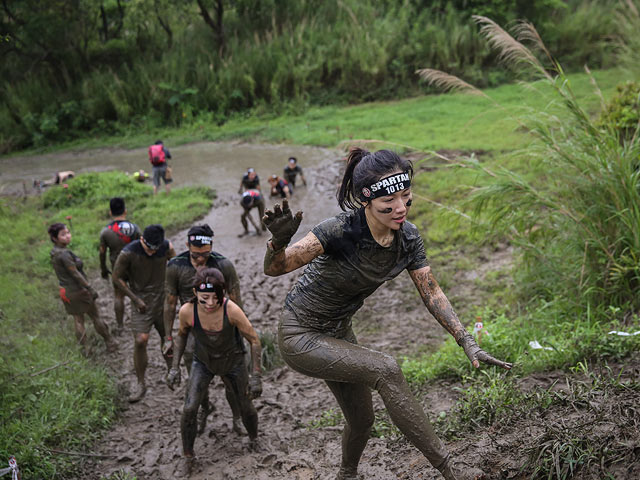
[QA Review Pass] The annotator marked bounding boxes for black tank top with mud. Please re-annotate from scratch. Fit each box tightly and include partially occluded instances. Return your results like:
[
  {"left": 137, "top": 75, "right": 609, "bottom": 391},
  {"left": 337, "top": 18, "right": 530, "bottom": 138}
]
[
  {"left": 284, "top": 208, "right": 429, "bottom": 330},
  {"left": 192, "top": 300, "right": 245, "bottom": 370}
]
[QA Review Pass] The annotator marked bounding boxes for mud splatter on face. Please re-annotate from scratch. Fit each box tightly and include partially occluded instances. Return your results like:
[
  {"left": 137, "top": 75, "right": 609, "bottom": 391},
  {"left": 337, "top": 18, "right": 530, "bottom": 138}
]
[
  {"left": 405, "top": 199, "right": 412, "bottom": 207},
  {"left": 376, "top": 207, "right": 393, "bottom": 214}
]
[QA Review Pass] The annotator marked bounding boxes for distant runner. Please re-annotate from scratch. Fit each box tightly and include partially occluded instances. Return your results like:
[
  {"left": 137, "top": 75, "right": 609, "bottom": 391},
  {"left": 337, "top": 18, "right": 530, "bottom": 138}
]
[
  {"left": 113, "top": 224, "right": 176, "bottom": 402},
  {"left": 268, "top": 174, "right": 292, "bottom": 200},
  {"left": 239, "top": 189, "right": 266, "bottom": 237},
  {"left": 148, "top": 140, "right": 173, "bottom": 195},
  {"left": 48, "top": 222, "right": 116, "bottom": 354},
  {"left": 263, "top": 148, "right": 511, "bottom": 480},
  {"left": 238, "top": 168, "right": 261, "bottom": 193},
  {"left": 164, "top": 224, "right": 246, "bottom": 435},
  {"left": 167, "top": 267, "right": 262, "bottom": 458},
  {"left": 99, "top": 197, "right": 141, "bottom": 331},
  {"left": 283, "top": 157, "right": 307, "bottom": 188}
]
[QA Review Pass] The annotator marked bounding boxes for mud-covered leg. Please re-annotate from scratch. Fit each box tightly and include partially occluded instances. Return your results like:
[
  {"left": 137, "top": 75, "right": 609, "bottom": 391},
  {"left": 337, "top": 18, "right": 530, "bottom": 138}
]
[
  {"left": 258, "top": 199, "right": 266, "bottom": 231},
  {"left": 222, "top": 357, "right": 258, "bottom": 440},
  {"left": 325, "top": 380, "right": 374, "bottom": 480},
  {"left": 181, "top": 359, "right": 214, "bottom": 457},
  {"left": 113, "top": 284, "right": 125, "bottom": 329},
  {"left": 72, "top": 314, "right": 87, "bottom": 346},
  {"left": 88, "top": 304, "right": 117, "bottom": 352},
  {"left": 240, "top": 211, "right": 249, "bottom": 235}
]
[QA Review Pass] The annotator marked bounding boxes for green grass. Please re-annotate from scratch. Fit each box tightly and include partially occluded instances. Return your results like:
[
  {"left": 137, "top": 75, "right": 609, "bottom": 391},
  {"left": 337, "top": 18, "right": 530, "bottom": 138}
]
[{"left": 0, "top": 172, "right": 213, "bottom": 478}]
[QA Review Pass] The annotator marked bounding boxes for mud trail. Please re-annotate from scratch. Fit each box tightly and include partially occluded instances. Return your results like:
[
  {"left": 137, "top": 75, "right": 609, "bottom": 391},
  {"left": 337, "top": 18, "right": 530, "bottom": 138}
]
[{"left": 84, "top": 150, "right": 464, "bottom": 480}]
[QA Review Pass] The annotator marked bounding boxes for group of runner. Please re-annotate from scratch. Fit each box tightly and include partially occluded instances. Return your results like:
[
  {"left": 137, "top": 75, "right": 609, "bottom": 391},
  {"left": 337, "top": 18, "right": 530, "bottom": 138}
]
[{"left": 48, "top": 149, "right": 510, "bottom": 480}]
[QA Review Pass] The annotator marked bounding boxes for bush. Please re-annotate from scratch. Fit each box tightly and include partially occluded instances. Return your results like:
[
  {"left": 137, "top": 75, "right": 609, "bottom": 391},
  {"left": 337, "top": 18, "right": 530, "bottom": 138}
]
[{"left": 597, "top": 81, "right": 640, "bottom": 141}]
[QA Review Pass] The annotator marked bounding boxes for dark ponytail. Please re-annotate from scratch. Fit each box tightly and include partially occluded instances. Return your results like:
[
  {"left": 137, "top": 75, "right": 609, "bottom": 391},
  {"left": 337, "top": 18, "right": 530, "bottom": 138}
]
[{"left": 336, "top": 148, "right": 414, "bottom": 211}]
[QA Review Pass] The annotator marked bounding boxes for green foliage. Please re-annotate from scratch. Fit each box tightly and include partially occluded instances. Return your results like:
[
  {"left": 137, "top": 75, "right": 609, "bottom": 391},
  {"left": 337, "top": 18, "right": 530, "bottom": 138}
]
[
  {"left": 0, "top": 0, "right": 630, "bottom": 152},
  {"left": 597, "top": 81, "right": 640, "bottom": 141},
  {"left": 0, "top": 172, "right": 214, "bottom": 477},
  {"left": 307, "top": 408, "right": 343, "bottom": 429},
  {"left": 258, "top": 331, "right": 283, "bottom": 371}
]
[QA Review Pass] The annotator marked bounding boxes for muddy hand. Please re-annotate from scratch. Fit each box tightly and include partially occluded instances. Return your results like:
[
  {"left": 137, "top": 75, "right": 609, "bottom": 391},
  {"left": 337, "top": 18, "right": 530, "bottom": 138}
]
[
  {"left": 101, "top": 268, "right": 110, "bottom": 279},
  {"left": 134, "top": 297, "right": 147, "bottom": 314},
  {"left": 248, "top": 374, "right": 262, "bottom": 399},
  {"left": 458, "top": 332, "right": 512, "bottom": 370},
  {"left": 166, "top": 368, "right": 181, "bottom": 390},
  {"left": 162, "top": 338, "right": 174, "bottom": 357},
  {"left": 263, "top": 199, "right": 303, "bottom": 250},
  {"left": 87, "top": 286, "right": 99, "bottom": 300}
]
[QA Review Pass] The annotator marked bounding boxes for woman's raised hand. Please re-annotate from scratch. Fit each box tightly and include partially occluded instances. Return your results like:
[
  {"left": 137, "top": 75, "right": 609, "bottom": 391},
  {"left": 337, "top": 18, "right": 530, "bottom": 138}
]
[
  {"left": 263, "top": 199, "right": 303, "bottom": 250},
  {"left": 458, "top": 332, "right": 512, "bottom": 370}
]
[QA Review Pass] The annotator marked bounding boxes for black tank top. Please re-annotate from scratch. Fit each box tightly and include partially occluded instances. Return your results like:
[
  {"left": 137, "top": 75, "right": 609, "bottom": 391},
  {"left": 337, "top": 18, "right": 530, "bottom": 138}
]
[{"left": 192, "top": 300, "right": 245, "bottom": 368}]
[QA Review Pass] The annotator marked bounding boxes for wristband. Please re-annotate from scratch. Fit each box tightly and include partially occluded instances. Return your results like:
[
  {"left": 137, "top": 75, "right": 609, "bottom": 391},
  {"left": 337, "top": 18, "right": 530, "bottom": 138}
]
[{"left": 167, "top": 336, "right": 172, "bottom": 341}]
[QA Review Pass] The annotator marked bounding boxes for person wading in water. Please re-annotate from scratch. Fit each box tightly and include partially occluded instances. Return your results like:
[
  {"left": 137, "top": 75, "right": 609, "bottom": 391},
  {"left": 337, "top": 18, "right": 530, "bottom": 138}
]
[
  {"left": 99, "top": 197, "right": 141, "bottom": 331},
  {"left": 166, "top": 267, "right": 263, "bottom": 461},
  {"left": 262, "top": 148, "right": 511, "bottom": 480},
  {"left": 164, "top": 224, "right": 246, "bottom": 435},
  {"left": 49, "top": 222, "right": 116, "bottom": 354},
  {"left": 112, "top": 224, "right": 176, "bottom": 402}
]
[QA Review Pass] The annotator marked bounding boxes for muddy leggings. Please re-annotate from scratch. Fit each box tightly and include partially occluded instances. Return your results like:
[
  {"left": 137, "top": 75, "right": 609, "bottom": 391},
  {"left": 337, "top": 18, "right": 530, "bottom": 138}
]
[
  {"left": 181, "top": 355, "right": 258, "bottom": 455},
  {"left": 278, "top": 310, "right": 450, "bottom": 477}
]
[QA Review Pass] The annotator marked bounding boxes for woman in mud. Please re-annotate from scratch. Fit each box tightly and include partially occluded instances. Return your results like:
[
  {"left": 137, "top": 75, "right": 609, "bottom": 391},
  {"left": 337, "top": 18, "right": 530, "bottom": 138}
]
[
  {"left": 48, "top": 223, "right": 116, "bottom": 353},
  {"left": 166, "top": 267, "right": 263, "bottom": 458},
  {"left": 262, "top": 148, "right": 512, "bottom": 480}
]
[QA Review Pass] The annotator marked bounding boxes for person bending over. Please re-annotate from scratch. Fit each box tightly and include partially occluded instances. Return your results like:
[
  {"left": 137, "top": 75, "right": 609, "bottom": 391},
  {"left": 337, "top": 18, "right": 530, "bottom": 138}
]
[
  {"left": 239, "top": 189, "right": 266, "bottom": 237},
  {"left": 262, "top": 148, "right": 511, "bottom": 480},
  {"left": 268, "top": 174, "right": 292, "bottom": 200}
]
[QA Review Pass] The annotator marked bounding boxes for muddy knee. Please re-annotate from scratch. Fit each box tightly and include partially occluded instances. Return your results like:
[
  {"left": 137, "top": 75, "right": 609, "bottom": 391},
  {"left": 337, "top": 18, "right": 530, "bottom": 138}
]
[
  {"left": 373, "top": 353, "right": 404, "bottom": 390},
  {"left": 134, "top": 333, "right": 150, "bottom": 348}
]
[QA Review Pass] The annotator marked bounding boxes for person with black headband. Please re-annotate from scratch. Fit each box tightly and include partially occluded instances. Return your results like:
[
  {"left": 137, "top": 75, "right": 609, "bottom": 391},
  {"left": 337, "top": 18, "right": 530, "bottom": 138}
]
[
  {"left": 113, "top": 224, "right": 176, "bottom": 402},
  {"left": 49, "top": 222, "right": 117, "bottom": 354},
  {"left": 262, "top": 148, "right": 512, "bottom": 480},
  {"left": 238, "top": 168, "right": 261, "bottom": 193},
  {"left": 166, "top": 267, "right": 262, "bottom": 459},
  {"left": 283, "top": 156, "right": 307, "bottom": 188},
  {"left": 239, "top": 189, "right": 266, "bottom": 237},
  {"left": 164, "top": 224, "right": 245, "bottom": 435},
  {"left": 99, "top": 197, "right": 141, "bottom": 331}
]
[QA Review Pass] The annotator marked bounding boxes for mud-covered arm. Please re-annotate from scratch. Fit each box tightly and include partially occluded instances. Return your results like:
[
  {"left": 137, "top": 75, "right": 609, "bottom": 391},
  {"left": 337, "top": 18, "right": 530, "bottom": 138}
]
[
  {"left": 221, "top": 260, "right": 243, "bottom": 309},
  {"left": 98, "top": 240, "right": 109, "bottom": 278},
  {"left": 264, "top": 231, "right": 323, "bottom": 276},
  {"left": 228, "top": 301, "right": 262, "bottom": 375},
  {"left": 112, "top": 252, "right": 142, "bottom": 305},
  {"left": 171, "top": 305, "right": 192, "bottom": 372},
  {"left": 164, "top": 294, "right": 178, "bottom": 341},
  {"left": 65, "top": 262, "right": 93, "bottom": 292},
  {"left": 167, "top": 241, "right": 176, "bottom": 260},
  {"left": 409, "top": 266, "right": 512, "bottom": 370}
]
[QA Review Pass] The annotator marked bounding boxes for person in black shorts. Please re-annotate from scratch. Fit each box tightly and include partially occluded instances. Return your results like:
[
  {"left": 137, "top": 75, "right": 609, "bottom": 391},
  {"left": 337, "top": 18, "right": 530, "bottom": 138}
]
[
  {"left": 283, "top": 157, "right": 307, "bottom": 187},
  {"left": 99, "top": 197, "right": 142, "bottom": 331},
  {"left": 164, "top": 224, "right": 245, "bottom": 434},
  {"left": 262, "top": 148, "right": 512, "bottom": 480},
  {"left": 167, "top": 267, "right": 262, "bottom": 458}
]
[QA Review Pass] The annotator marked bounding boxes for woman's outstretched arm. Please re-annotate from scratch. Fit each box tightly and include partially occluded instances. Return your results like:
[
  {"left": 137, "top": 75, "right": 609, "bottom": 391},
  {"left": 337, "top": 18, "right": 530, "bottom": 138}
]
[
  {"left": 263, "top": 200, "right": 324, "bottom": 276},
  {"left": 409, "top": 266, "right": 512, "bottom": 370}
]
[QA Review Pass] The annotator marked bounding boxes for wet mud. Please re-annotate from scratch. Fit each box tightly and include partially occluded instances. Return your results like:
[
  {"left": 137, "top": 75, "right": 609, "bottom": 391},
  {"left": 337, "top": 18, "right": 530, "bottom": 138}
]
[{"left": 23, "top": 143, "right": 636, "bottom": 479}]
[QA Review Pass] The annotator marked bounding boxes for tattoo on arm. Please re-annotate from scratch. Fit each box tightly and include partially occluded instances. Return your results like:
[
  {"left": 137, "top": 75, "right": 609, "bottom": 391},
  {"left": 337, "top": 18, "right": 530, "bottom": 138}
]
[{"left": 409, "top": 267, "right": 466, "bottom": 341}]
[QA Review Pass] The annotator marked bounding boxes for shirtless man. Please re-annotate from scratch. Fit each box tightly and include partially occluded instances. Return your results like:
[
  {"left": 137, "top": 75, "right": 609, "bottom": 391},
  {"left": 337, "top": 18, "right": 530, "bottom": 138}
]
[
  {"left": 99, "top": 197, "right": 141, "bottom": 330},
  {"left": 164, "top": 224, "right": 245, "bottom": 434},
  {"left": 113, "top": 224, "right": 176, "bottom": 402}
]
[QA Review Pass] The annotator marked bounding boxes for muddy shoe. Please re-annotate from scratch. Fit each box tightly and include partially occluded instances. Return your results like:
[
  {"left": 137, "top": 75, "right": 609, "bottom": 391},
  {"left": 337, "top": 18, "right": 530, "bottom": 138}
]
[
  {"left": 177, "top": 456, "right": 196, "bottom": 476},
  {"left": 439, "top": 460, "right": 485, "bottom": 480},
  {"left": 237, "top": 231, "right": 249, "bottom": 238},
  {"left": 197, "top": 402, "right": 214, "bottom": 435},
  {"left": 335, "top": 467, "right": 361, "bottom": 480},
  {"left": 232, "top": 416, "right": 245, "bottom": 436},
  {"left": 128, "top": 382, "right": 146, "bottom": 403}
]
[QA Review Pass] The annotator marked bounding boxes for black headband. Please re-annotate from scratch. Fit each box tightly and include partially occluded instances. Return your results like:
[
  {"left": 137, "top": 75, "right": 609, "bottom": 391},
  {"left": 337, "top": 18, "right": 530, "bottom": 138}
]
[
  {"left": 189, "top": 235, "right": 212, "bottom": 246},
  {"left": 360, "top": 172, "right": 411, "bottom": 200}
]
